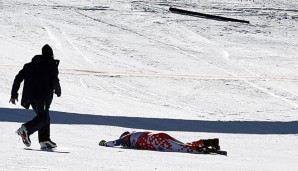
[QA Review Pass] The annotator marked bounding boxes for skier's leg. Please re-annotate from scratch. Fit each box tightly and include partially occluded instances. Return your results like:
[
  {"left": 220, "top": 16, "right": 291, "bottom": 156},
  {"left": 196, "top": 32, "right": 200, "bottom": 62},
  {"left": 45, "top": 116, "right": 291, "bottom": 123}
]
[
  {"left": 153, "top": 133, "right": 183, "bottom": 143},
  {"left": 189, "top": 140, "right": 205, "bottom": 147},
  {"left": 189, "top": 139, "right": 220, "bottom": 150},
  {"left": 134, "top": 133, "right": 178, "bottom": 150},
  {"left": 161, "top": 139, "right": 198, "bottom": 153},
  {"left": 149, "top": 133, "right": 198, "bottom": 153}
]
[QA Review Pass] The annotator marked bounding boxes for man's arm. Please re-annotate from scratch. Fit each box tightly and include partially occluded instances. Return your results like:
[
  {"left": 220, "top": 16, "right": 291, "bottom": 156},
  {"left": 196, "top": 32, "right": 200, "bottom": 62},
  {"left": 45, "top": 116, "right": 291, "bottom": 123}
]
[
  {"left": 51, "top": 60, "right": 61, "bottom": 97},
  {"left": 10, "top": 67, "right": 25, "bottom": 104}
]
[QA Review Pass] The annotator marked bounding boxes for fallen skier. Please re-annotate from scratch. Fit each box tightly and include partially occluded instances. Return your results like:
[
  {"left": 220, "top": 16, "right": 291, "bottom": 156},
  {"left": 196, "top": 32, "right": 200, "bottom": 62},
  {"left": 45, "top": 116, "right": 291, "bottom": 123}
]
[{"left": 99, "top": 131, "right": 227, "bottom": 155}]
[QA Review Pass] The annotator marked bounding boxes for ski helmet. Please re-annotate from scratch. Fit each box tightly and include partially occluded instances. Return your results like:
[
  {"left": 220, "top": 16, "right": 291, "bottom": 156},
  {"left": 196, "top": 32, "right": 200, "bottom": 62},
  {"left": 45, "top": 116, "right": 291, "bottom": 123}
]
[
  {"left": 120, "top": 131, "right": 130, "bottom": 139},
  {"left": 119, "top": 131, "right": 131, "bottom": 147}
]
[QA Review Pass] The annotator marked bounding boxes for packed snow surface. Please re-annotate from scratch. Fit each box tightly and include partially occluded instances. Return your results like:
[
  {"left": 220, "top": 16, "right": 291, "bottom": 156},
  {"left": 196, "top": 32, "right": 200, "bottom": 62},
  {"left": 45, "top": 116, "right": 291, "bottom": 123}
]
[{"left": 0, "top": 0, "right": 298, "bottom": 170}]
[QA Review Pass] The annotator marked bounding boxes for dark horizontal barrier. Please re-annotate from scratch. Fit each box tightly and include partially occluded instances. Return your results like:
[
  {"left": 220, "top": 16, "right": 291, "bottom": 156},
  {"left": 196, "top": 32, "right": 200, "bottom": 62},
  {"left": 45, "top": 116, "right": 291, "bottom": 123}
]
[{"left": 169, "top": 7, "right": 250, "bottom": 24}]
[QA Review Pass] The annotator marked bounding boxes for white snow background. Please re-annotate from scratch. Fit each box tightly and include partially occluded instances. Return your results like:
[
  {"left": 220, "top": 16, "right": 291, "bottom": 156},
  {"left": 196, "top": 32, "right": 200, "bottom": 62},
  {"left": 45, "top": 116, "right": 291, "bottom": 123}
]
[{"left": 0, "top": 0, "right": 298, "bottom": 170}]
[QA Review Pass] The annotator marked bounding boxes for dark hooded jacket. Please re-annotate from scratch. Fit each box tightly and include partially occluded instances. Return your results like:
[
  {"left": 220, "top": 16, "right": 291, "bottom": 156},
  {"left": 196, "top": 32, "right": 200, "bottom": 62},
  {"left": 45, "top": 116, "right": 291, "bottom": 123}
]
[{"left": 11, "top": 46, "right": 61, "bottom": 109}]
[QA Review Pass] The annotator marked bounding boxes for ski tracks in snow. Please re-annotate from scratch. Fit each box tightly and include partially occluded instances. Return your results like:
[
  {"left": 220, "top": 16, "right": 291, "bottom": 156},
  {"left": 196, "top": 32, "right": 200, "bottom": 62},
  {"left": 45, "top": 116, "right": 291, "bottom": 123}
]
[
  {"left": 40, "top": 18, "right": 96, "bottom": 69},
  {"left": 177, "top": 24, "right": 298, "bottom": 109},
  {"left": 62, "top": 31, "right": 96, "bottom": 69}
]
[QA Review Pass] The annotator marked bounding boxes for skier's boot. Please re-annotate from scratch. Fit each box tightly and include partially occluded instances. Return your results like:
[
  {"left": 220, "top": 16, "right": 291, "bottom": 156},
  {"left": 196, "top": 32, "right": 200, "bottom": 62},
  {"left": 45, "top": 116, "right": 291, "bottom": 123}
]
[
  {"left": 196, "top": 146, "right": 209, "bottom": 153},
  {"left": 202, "top": 138, "right": 220, "bottom": 150},
  {"left": 16, "top": 125, "right": 31, "bottom": 147},
  {"left": 40, "top": 140, "right": 57, "bottom": 149}
]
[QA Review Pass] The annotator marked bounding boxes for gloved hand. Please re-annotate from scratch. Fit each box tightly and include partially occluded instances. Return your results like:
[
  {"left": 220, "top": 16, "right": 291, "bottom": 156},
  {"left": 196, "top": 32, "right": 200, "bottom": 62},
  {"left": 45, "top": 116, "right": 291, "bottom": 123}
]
[
  {"left": 99, "top": 140, "right": 107, "bottom": 146},
  {"left": 9, "top": 98, "right": 18, "bottom": 105},
  {"left": 53, "top": 82, "right": 61, "bottom": 97},
  {"left": 54, "top": 89, "right": 61, "bottom": 97},
  {"left": 56, "top": 92, "right": 61, "bottom": 97}
]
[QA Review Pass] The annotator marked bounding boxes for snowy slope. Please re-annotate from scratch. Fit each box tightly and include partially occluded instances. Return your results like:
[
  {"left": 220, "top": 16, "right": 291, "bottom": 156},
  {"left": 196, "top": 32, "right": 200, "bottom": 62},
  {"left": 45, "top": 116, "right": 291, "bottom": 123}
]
[{"left": 1, "top": 0, "right": 298, "bottom": 170}]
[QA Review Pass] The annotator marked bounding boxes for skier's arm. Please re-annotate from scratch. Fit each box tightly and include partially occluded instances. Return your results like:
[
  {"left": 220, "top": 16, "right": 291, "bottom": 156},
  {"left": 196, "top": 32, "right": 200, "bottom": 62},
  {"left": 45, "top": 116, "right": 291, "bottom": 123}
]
[{"left": 100, "top": 139, "right": 125, "bottom": 147}]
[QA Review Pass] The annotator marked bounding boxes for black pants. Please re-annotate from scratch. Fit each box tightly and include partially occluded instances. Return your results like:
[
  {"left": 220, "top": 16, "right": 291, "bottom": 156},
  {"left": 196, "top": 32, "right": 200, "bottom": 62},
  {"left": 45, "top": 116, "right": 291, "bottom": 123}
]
[{"left": 24, "top": 100, "right": 51, "bottom": 142}]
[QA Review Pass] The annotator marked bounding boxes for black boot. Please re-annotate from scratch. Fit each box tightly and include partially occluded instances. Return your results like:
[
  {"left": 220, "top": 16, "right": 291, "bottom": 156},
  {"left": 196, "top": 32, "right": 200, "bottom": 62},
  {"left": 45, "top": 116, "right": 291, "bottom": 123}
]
[{"left": 202, "top": 138, "right": 220, "bottom": 150}]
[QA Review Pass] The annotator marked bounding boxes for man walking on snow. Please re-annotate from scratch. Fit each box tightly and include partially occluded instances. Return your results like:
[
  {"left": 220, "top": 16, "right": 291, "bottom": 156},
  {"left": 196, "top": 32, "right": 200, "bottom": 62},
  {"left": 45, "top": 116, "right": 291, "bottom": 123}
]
[{"left": 9, "top": 44, "right": 61, "bottom": 149}]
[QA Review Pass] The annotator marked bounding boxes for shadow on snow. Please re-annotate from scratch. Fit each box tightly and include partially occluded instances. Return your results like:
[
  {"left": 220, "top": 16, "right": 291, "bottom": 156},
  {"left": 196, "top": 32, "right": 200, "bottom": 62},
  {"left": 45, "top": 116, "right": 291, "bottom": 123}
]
[{"left": 0, "top": 108, "right": 297, "bottom": 134}]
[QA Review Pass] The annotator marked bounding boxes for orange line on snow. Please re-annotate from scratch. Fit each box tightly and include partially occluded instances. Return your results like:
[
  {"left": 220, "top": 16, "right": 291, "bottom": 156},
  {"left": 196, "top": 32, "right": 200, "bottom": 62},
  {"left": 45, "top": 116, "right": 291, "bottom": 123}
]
[{"left": 61, "top": 68, "right": 298, "bottom": 81}]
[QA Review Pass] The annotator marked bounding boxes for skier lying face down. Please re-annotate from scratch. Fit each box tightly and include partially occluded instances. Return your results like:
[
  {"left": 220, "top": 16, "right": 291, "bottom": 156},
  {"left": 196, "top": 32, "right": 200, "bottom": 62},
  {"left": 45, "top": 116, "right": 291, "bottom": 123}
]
[{"left": 99, "top": 131, "right": 220, "bottom": 154}]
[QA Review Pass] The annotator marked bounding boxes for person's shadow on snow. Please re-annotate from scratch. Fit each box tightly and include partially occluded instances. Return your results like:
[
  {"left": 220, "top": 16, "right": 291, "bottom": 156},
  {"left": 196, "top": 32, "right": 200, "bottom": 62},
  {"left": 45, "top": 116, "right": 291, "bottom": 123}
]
[{"left": 1, "top": 107, "right": 297, "bottom": 134}]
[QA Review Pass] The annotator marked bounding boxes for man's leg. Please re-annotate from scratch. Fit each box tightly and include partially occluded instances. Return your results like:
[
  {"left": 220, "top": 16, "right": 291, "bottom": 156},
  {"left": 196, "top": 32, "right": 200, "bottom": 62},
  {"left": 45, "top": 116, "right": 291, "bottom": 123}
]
[
  {"left": 35, "top": 102, "right": 57, "bottom": 148},
  {"left": 38, "top": 117, "right": 50, "bottom": 142},
  {"left": 24, "top": 100, "right": 50, "bottom": 137}
]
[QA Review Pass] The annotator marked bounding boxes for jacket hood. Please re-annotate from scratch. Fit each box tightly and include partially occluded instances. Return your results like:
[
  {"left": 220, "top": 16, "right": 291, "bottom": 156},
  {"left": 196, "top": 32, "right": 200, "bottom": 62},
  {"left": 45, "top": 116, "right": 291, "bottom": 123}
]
[{"left": 42, "top": 44, "right": 53, "bottom": 58}]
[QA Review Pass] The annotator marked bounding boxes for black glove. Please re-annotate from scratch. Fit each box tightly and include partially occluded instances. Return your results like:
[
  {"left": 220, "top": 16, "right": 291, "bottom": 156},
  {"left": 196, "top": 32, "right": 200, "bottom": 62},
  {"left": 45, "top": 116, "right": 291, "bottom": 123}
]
[
  {"left": 9, "top": 98, "right": 18, "bottom": 105},
  {"left": 54, "top": 89, "right": 61, "bottom": 97},
  {"left": 99, "top": 140, "right": 107, "bottom": 146}
]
